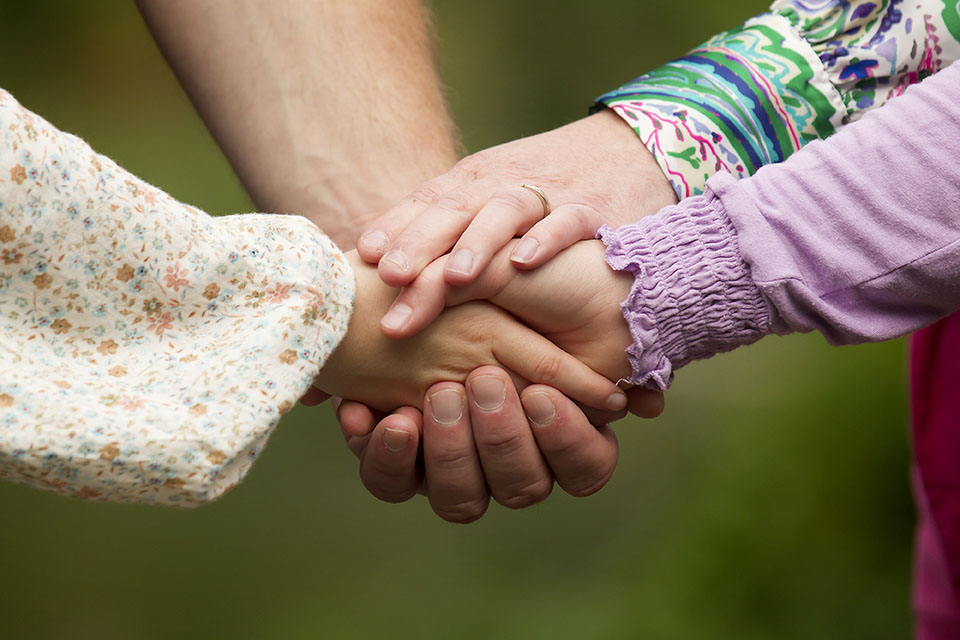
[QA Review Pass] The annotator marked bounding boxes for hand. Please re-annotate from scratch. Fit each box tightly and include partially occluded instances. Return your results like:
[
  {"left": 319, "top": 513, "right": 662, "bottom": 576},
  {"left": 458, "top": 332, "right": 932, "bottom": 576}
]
[
  {"left": 355, "top": 109, "right": 677, "bottom": 305},
  {"left": 316, "top": 239, "right": 665, "bottom": 522},
  {"left": 313, "top": 250, "right": 627, "bottom": 413},
  {"left": 383, "top": 240, "right": 635, "bottom": 370},
  {"left": 325, "top": 369, "right": 630, "bottom": 523}
]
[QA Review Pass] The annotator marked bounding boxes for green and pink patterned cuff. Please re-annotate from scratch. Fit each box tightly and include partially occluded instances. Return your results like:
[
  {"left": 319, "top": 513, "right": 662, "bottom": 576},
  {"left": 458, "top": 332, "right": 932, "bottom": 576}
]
[{"left": 595, "top": 0, "right": 960, "bottom": 199}]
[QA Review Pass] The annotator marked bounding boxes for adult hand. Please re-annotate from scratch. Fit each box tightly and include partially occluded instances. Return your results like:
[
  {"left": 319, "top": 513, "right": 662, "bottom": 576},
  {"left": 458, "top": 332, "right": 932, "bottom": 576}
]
[
  {"left": 356, "top": 109, "right": 677, "bottom": 307},
  {"left": 327, "top": 369, "right": 633, "bottom": 523}
]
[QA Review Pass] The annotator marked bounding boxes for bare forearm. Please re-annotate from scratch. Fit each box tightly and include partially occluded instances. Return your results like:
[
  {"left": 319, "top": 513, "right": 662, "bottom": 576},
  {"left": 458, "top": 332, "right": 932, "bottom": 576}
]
[{"left": 137, "top": 0, "right": 459, "bottom": 245}]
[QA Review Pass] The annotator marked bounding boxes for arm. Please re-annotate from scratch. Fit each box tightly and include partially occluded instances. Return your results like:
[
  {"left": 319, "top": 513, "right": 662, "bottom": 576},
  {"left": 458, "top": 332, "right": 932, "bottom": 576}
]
[
  {"left": 359, "top": 0, "right": 959, "bottom": 298},
  {"left": 0, "top": 89, "right": 354, "bottom": 505},
  {"left": 385, "top": 62, "right": 960, "bottom": 393},
  {"left": 136, "top": 0, "right": 459, "bottom": 246},
  {"left": 602, "top": 60, "right": 960, "bottom": 388}
]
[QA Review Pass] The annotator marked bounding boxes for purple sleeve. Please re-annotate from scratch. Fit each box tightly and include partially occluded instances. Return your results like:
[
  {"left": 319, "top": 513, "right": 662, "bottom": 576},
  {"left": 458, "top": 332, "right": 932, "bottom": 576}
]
[{"left": 598, "top": 61, "right": 960, "bottom": 391}]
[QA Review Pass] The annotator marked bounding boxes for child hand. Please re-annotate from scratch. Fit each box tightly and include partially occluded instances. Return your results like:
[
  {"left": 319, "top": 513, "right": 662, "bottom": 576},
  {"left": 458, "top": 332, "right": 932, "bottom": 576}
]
[{"left": 313, "top": 251, "right": 626, "bottom": 413}]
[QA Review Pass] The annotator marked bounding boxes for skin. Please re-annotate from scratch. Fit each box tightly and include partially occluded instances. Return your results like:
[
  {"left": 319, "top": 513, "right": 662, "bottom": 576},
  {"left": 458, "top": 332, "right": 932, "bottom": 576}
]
[
  {"left": 357, "top": 108, "right": 677, "bottom": 298},
  {"left": 313, "top": 251, "right": 627, "bottom": 413},
  {"left": 140, "top": 1, "right": 653, "bottom": 519},
  {"left": 325, "top": 241, "right": 642, "bottom": 522},
  {"left": 136, "top": 0, "right": 459, "bottom": 246},
  {"left": 339, "top": 111, "right": 675, "bottom": 518}
]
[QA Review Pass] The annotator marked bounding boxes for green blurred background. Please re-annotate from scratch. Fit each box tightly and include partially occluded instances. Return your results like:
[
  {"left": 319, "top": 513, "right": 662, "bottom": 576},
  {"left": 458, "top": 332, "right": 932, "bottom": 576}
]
[{"left": 0, "top": 2, "right": 914, "bottom": 638}]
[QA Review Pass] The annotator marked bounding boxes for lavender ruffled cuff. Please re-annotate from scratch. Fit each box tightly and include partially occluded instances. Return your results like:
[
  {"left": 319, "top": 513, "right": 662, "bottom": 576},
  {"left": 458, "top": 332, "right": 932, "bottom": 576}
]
[{"left": 597, "top": 187, "right": 773, "bottom": 390}]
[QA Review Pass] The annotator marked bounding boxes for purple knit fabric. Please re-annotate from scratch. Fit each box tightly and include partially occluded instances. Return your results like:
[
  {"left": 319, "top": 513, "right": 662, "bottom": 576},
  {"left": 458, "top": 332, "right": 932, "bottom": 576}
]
[
  {"left": 598, "top": 60, "right": 960, "bottom": 637},
  {"left": 600, "top": 60, "right": 960, "bottom": 390},
  {"left": 596, "top": 196, "right": 770, "bottom": 390}
]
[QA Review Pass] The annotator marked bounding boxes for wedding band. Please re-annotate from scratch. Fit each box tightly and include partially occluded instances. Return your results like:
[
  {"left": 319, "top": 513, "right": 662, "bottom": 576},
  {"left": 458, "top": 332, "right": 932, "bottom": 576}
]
[{"left": 520, "top": 183, "right": 551, "bottom": 218}]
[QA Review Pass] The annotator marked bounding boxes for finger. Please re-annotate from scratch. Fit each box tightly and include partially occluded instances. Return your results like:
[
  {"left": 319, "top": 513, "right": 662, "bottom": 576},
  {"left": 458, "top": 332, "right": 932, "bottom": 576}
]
[
  {"left": 626, "top": 387, "right": 666, "bottom": 418},
  {"left": 492, "top": 319, "right": 626, "bottom": 412},
  {"left": 377, "top": 183, "right": 494, "bottom": 287},
  {"left": 520, "top": 385, "right": 619, "bottom": 497},
  {"left": 510, "top": 203, "right": 603, "bottom": 269},
  {"left": 443, "top": 186, "right": 547, "bottom": 286},
  {"left": 466, "top": 367, "right": 553, "bottom": 509},
  {"left": 381, "top": 245, "right": 517, "bottom": 338},
  {"left": 337, "top": 399, "right": 382, "bottom": 438},
  {"left": 422, "top": 382, "right": 490, "bottom": 524},
  {"left": 380, "top": 255, "right": 450, "bottom": 338},
  {"left": 356, "top": 177, "right": 451, "bottom": 262},
  {"left": 577, "top": 403, "right": 628, "bottom": 427},
  {"left": 299, "top": 387, "right": 330, "bottom": 406},
  {"left": 359, "top": 408, "right": 424, "bottom": 503}
]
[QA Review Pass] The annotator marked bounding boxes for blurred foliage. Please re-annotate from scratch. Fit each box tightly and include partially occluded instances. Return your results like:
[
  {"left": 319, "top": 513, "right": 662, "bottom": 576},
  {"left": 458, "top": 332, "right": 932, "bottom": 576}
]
[{"left": 0, "top": 2, "right": 913, "bottom": 638}]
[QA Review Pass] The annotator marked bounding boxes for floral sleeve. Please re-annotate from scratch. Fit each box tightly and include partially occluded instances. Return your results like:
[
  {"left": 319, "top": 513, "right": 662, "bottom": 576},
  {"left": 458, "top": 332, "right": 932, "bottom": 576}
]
[
  {"left": 0, "top": 90, "right": 354, "bottom": 506},
  {"left": 595, "top": 0, "right": 960, "bottom": 199}
]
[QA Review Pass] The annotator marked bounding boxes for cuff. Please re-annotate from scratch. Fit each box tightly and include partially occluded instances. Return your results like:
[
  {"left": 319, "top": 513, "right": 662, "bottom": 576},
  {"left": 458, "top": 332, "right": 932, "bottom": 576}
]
[
  {"left": 594, "top": 12, "right": 845, "bottom": 199},
  {"left": 597, "top": 187, "right": 771, "bottom": 390}
]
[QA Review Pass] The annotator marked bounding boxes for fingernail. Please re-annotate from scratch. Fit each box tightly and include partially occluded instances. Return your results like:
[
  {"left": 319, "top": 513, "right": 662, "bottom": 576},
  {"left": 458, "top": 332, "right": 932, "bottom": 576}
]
[
  {"left": 606, "top": 391, "right": 628, "bottom": 412},
  {"left": 381, "top": 302, "right": 412, "bottom": 331},
  {"left": 471, "top": 376, "right": 505, "bottom": 411},
  {"left": 383, "top": 427, "right": 411, "bottom": 452},
  {"left": 446, "top": 249, "right": 474, "bottom": 276},
  {"left": 523, "top": 392, "right": 556, "bottom": 426},
  {"left": 510, "top": 237, "right": 540, "bottom": 264},
  {"left": 382, "top": 250, "right": 408, "bottom": 273},
  {"left": 428, "top": 388, "right": 464, "bottom": 425},
  {"left": 360, "top": 230, "right": 388, "bottom": 253}
]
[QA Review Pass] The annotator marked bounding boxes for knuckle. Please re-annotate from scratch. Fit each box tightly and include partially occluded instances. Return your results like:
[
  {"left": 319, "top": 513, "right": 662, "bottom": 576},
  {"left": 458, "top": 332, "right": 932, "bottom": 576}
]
[
  {"left": 496, "top": 478, "right": 554, "bottom": 509},
  {"left": 474, "top": 428, "right": 527, "bottom": 459},
  {"left": 561, "top": 463, "right": 616, "bottom": 498},
  {"left": 408, "top": 182, "right": 445, "bottom": 206},
  {"left": 429, "top": 447, "right": 476, "bottom": 472},
  {"left": 568, "top": 203, "right": 596, "bottom": 224},
  {"left": 367, "top": 484, "right": 418, "bottom": 504},
  {"left": 361, "top": 469, "right": 417, "bottom": 504},
  {"left": 434, "top": 191, "right": 474, "bottom": 215},
  {"left": 532, "top": 354, "right": 563, "bottom": 385},
  {"left": 432, "top": 497, "right": 489, "bottom": 524},
  {"left": 489, "top": 190, "right": 529, "bottom": 213}
]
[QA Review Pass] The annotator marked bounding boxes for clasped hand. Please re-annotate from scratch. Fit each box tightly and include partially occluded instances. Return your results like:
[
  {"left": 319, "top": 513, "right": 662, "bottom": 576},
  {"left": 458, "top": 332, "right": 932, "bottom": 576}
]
[{"left": 310, "top": 110, "right": 676, "bottom": 522}]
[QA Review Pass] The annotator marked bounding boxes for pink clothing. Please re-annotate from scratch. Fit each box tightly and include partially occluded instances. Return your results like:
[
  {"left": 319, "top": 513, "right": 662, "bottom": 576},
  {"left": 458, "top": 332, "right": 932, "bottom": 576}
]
[
  {"left": 599, "top": 61, "right": 960, "bottom": 635},
  {"left": 913, "top": 318, "right": 960, "bottom": 637}
]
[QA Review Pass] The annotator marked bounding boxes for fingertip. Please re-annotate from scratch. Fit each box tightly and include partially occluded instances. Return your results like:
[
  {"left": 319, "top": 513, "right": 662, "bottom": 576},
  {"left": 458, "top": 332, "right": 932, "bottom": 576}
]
[
  {"left": 299, "top": 387, "right": 329, "bottom": 406},
  {"left": 509, "top": 236, "right": 541, "bottom": 266},
  {"left": 377, "top": 251, "right": 415, "bottom": 287},
  {"left": 627, "top": 388, "right": 666, "bottom": 418},
  {"left": 520, "top": 389, "right": 558, "bottom": 427},
  {"left": 443, "top": 248, "right": 477, "bottom": 285},
  {"left": 357, "top": 229, "right": 390, "bottom": 262},
  {"left": 379, "top": 301, "right": 413, "bottom": 337},
  {"left": 337, "top": 401, "right": 378, "bottom": 437},
  {"left": 376, "top": 414, "right": 420, "bottom": 454}
]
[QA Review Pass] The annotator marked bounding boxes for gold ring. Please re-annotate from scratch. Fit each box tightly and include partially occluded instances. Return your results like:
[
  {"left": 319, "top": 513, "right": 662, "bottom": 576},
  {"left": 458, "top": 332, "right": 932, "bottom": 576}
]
[{"left": 520, "top": 183, "right": 551, "bottom": 218}]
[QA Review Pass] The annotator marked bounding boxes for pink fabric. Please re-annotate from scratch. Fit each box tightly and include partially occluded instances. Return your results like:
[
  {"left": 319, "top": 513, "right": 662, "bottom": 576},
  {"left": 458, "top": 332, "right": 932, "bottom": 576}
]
[{"left": 912, "top": 317, "right": 960, "bottom": 638}]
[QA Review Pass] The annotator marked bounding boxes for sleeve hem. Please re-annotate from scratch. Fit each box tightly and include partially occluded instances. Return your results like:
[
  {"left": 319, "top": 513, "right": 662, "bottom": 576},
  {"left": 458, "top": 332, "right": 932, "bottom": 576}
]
[{"left": 597, "top": 188, "right": 772, "bottom": 390}]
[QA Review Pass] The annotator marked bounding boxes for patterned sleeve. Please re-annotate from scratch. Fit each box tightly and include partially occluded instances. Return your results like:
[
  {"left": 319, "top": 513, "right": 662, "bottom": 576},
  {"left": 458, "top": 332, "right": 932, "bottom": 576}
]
[
  {"left": 0, "top": 89, "right": 355, "bottom": 506},
  {"left": 595, "top": 0, "right": 960, "bottom": 199}
]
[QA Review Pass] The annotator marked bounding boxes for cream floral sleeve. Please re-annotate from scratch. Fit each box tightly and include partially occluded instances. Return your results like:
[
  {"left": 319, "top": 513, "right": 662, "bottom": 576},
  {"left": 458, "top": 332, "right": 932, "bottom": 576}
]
[{"left": 0, "top": 90, "right": 354, "bottom": 506}]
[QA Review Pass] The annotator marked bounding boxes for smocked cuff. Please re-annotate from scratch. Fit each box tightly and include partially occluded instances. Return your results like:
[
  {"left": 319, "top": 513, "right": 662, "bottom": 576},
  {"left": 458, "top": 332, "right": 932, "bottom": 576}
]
[{"left": 597, "top": 188, "right": 772, "bottom": 390}]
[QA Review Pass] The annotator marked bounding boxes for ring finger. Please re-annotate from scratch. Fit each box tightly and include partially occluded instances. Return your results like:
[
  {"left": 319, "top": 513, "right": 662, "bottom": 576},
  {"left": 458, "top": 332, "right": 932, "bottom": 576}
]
[{"left": 443, "top": 185, "right": 550, "bottom": 285}]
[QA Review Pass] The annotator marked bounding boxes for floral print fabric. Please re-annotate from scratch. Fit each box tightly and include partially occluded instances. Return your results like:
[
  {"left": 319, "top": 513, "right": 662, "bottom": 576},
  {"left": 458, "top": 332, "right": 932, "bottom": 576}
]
[
  {"left": 0, "top": 90, "right": 355, "bottom": 506},
  {"left": 596, "top": 0, "right": 960, "bottom": 198}
]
